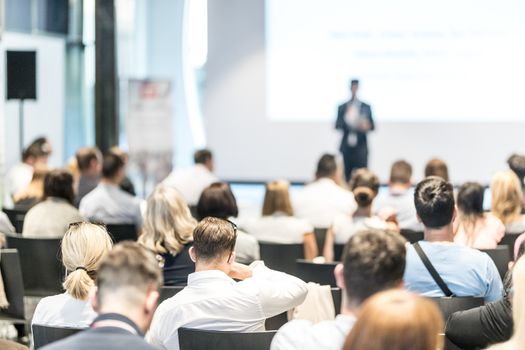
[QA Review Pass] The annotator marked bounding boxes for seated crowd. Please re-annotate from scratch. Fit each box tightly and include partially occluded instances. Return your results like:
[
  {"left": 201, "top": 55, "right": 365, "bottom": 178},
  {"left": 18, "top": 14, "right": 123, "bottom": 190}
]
[{"left": 3, "top": 138, "right": 525, "bottom": 350}]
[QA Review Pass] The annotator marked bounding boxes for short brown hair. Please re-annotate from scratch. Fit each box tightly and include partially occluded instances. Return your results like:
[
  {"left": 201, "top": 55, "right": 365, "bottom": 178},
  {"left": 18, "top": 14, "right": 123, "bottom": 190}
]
[
  {"left": 192, "top": 217, "right": 237, "bottom": 261},
  {"left": 97, "top": 242, "right": 162, "bottom": 305},
  {"left": 262, "top": 181, "right": 293, "bottom": 216},
  {"left": 425, "top": 158, "right": 449, "bottom": 182},
  {"left": 44, "top": 169, "right": 75, "bottom": 205},
  {"left": 390, "top": 160, "right": 412, "bottom": 184},
  {"left": 342, "top": 229, "right": 406, "bottom": 307},
  {"left": 197, "top": 182, "right": 239, "bottom": 220},
  {"left": 76, "top": 147, "right": 102, "bottom": 172},
  {"left": 194, "top": 149, "right": 213, "bottom": 165},
  {"left": 343, "top": 290, "right": 444, "bottom": 350}
]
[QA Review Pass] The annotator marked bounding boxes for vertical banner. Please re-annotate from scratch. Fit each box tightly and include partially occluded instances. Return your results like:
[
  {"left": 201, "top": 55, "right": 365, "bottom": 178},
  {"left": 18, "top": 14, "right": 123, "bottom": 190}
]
[{"left": 127, "top": 79, "right": 173, "bottom": 197}]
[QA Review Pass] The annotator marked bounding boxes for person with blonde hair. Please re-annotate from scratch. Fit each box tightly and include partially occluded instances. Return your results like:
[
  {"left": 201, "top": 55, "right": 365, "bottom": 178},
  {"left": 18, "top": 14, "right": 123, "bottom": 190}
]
[
  {"left": 13, "top": 165, "right": 48, "bottom": 210},
  {"left": 342, "top": 290, "right": 444, "bottom": 350},
  {"left": 32, "top": 222, "right": 113, "bottom": 328},
  {"left": 487, "top": 257, "right": 525, "bottom": 350},
  {"left": 239, "top": 180, "right": 317, "bottom": 259},
  {"left": 491, "top": 170, "right": 525, "bottom": 234},
  {"left": 139, "top": 185, "right": 197, "bottom": 286}
]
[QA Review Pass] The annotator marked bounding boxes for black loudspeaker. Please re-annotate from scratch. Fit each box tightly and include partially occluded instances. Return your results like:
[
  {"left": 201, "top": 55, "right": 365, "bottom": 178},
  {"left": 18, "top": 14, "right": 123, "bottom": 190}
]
[{"left": 6, "top": 51, "right": 37, "bottom": 100}]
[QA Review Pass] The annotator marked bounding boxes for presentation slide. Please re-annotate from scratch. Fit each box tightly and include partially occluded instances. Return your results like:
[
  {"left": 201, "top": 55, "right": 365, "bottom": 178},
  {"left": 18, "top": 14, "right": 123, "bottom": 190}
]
[{"left": 266, "top": 0, "right": 525, "bottom": 122}]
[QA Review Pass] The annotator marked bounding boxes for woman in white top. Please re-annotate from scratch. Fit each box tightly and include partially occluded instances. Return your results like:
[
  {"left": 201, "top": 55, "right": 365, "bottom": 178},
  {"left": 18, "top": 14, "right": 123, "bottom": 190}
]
[
  {"left": 240, "top": 180, "right": 317, "bottom": 260},
  {"left": 491, "top": 170, "right": 525, "bottom": 235},
  {"left": 31, "top": 222, "right": 113, "bottom": 329},
  {"left": 324, "top": 169, "right": 398, "bottom": 261}
]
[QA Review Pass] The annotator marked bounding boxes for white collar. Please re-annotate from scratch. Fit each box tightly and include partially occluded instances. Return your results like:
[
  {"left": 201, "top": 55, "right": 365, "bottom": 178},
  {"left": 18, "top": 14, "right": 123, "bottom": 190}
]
[{"left": 187, "top": 269, "right": 236, "bottom": 286}]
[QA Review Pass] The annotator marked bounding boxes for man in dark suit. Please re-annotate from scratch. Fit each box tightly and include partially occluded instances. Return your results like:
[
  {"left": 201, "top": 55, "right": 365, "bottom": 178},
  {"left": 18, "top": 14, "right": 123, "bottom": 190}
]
[
  {"left": 335, "top": 79, "right": 375, "bottom": 181},
  {"left": 42, "top": 242, "right": 162, "bottom": 350}
]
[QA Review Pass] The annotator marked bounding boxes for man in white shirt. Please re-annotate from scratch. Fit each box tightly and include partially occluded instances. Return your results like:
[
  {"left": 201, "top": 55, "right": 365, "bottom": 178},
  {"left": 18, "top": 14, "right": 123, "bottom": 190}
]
[
  {"left": 271, "top": 229, "right": 406, "bottom": 350},
  {"left": 293, "top": 154, "right": 356, "bottom": 228},
  {"left": 147, "top": 217, "right": 308, "bottom": 350},
  {"left": 162, "top": 149, "right": 219, "bottom": 206},
  {"left": 79, "top": 153, "right": 142, "bottom": 227}
]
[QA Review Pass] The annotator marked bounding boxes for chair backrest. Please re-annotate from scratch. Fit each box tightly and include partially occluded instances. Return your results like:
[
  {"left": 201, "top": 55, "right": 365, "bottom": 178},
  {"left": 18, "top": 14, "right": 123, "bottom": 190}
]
[
  {"left": 430, "top": 296, "right": 484, "bottom": 321},
  {"left": 105, "top": 224, "right": 137, "bottom": 243},
  {"left": 259, "top": 242, "right": 304, "bottom": 276},
  {"left": 5, "top": 235, "right": 63, "bottom": 296},
  {"left": 32, "top": 324, "right": 84, "bottom": 349},
  {"left": 400, "top": 229, "right": 424, "bottom": 244},
  {"left": 2, "top": 208, "right": 27, "bottom": 233},
  {"left": 313, "top": 228, "right": 327, "bottom": 254},
  {"left": 295, "top": 259, "right": 337, "bottom": 287},
  {"left": 501, "top": 232, "right": 522, "bottom": 259},
  {"left": 265, "top": 287, "right": 342, "bottom": 330},
  {"left": 178, "top": 327, "right": 276, "bottom": 350},
  {"left": 159, "top": 286, "right": 185, "bottom": 304},
  {"left": 334, "top": 244, "right": 345, "bottom": 262},
  {"left": 188, "top": 205, "right": 199, "bottom": 220},
  {"left": 480, "top": 245, "right": 510, "bottom": 280},
  {"left": 0, "top": 249, "right": 25, "bottom": 320}
]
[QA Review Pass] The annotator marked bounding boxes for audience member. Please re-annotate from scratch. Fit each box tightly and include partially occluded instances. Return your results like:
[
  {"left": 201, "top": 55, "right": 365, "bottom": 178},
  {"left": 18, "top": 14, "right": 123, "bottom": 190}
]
[
  {"left": 445, "top": 241, "right": 525, "bottom": 349},
  {"left": 23, "top": 169, "right": 84, "bottom": 237},
  {"left": 4, "top": 137, "right": 52, "bottom": 208},
  {"left": 109, "top": 146, "right": 136, "bottom": 196},
  {"left": 373, "top": 159, "right": 422, "bottom": 231},
  {"left": 424, "top": 158, "right": 449, "bottom": 182},
  {"left": 271, "top": 229, "right": 406, "bottom": 350},
  {"left": 12, "top": 165, "right": 48, "bottom": 210},
  {"left": 453, "top": 182, "right": 505, "bottom": 249},
  {"left": 197, "top": 182, "right": 260, "bottom": 264},
  {"left": 147, "top": 217, "right": 307, "bottom": 350},
  {"left": 139, "top": 185, "right": 197, "bottom": 286},
  {"left": 487, "top": 256, "right": 525, "bottom": 350},
  {"left": 32, "top": 222, "right": 112, "bottom": 328},
  {"left": 507, "top": 154, "right": 525, "bottom": 193},
  {"left": 41, "top": 242, "right": 162, "bottom": 350},
  {"left": 404, "top": 177, "right": 503, "bottom": 302},
  {"left": 293, "top": 154, "right": 356, "bottom": 228},
  {"left": 342, "top": 290, "right": 444, "bottom": 350},
  {"left": 239, "top": 180, "right": 317, "bottom": 260},
  {"left": 75, "top": 147, "right": 102, "bottom": 205},
  {"left": 163, "top": 149, "right": 219, "bottom": 206},
  {"left": 324, "top": 169, "right": 397, "bottom": 261},
  {"left": 491, "top": 170, "right": 525, "bottom": 234},
  {"left": 79, "top": 153, "right": 143, "bottom": 227}
]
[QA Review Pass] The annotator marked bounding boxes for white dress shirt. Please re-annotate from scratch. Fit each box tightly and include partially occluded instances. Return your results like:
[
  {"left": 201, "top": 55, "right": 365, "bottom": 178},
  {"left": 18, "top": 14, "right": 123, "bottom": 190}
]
[
  {"left": 292, "top": 178, "right": 357, "bottom": 228},
  {"left": 162, "top": 164, "right": 219, "bottom": 206},
  {"left": 332, "top": 214, "right": 388, "bottom": 244},
  {"left": 270, "top": 314, "right": 356, "bottom": 350},
  {"left": 32, "top": 292, "right": 96, "bottom": 328},
  {"left": 79, "top": 183, "right": 143, "bottom": 227},
  {"left": 147, "top": 262, "right": 308, "bottom": 350},
  {"left": 239, "top": 213, "right": 314, "bottom": 244},
  {"left": 3, "top": 163, "right": 33, "bottom": 208}
]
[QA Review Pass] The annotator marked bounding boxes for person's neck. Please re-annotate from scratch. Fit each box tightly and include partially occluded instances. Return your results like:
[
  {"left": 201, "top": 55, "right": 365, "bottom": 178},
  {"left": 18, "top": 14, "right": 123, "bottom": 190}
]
[
  {"left": 82, "top": 170, "right": 100, "bottom": 178},
  {"left": 101, "top": 178, "right": 119, "bottom": 186},
  {"left": 424, "top": 224, "right": 454, "bottom": 242},
  {"left": 389, "top": 183, "right": 410, "bottom": 193},
  {"left": 98, "top": 305, "right": 146, "bottom": 334},
  {"left": 353, "top": 206, "right": 372, "bottom": 218},
  {"left": 195, "top": 260, "right": 230, "bottom": 275},
  {"left": 340, "top": 294, "right": 358, "bottom": 318}
]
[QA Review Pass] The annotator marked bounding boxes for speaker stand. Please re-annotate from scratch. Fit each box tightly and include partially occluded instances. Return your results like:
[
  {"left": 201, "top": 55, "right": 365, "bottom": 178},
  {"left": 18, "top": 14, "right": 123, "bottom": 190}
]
[{"left": 18, "top": 99, "right": 25, "bottom": 155}]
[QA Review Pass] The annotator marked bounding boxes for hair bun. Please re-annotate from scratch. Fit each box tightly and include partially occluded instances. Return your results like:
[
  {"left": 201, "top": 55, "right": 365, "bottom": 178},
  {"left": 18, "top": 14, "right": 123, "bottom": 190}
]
[{"left": 353, "top": 186, "right": 375, "bottom": 207}]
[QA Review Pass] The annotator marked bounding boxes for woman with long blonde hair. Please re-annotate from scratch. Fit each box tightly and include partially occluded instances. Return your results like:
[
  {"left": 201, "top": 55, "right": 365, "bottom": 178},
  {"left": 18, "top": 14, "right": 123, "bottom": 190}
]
[
  {"left": 343, "top": 290, "right": 444, "bottom": 350},
  {"left": 31, "top": 222, "right": 112, "bottom": 328},
  {"left": 491, "top": 170, "right": 525, "bottom": 234},
  {"left": 139, "top": 185, "right": 197, "bottom": 286}
]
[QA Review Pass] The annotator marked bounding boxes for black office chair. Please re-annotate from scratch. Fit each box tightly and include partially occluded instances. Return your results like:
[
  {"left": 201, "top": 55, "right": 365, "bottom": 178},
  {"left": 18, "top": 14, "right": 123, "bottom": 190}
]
[
  {"left": 334, "top": 244, "right": 345, "bottom": 261},
  {"left": 2, "top": 208, "right": 27, "bottom": 233},
  {"left": 295, "top": 259, "right": 337, "bottom": 287},
  {"left": 313, "top": 228, "right": 327, "bottom": 254},
  {"left": 105, "top": 224, "right": 137, "bottom": 243},
  {"left": 259, "top": 242, "right": 304, "bottom": 276},
  {"left": 430, "top": 296, "right": 484, "bottom": 321},
  {"left": 501, "top": 233, "right": 522, "bottom": 259},
  {"left": 400, "top": 229, "right": 424, "bottom": 243},
  {"left": 159, "top": 286, "right": 185, "bottom": 303},
  {"left": 32, "top": 325, "right": 84, "bottom": 349},
  {"left": 0, "top": 249, "right": 26, "bottom": 324},
  {"left": 480, "top": 245, "right": 511, "bottom": 280},
  {"left": 188, "top": 205, "right": 199, "bottom": 220},
  {"left": 5, "top": 235, "right": 63, "bottom": 296},
  {"left": 178, "top": 327, "right": 276, "bottom": 350},
  {"left": 265, "top": 287, "right": 342, "bottom": 330}
]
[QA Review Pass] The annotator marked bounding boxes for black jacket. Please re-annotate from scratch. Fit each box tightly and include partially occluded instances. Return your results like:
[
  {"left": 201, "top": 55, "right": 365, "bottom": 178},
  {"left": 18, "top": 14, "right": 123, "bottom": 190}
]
[{"left": 335, "top": 100, "right": 374, "bottom": 152}]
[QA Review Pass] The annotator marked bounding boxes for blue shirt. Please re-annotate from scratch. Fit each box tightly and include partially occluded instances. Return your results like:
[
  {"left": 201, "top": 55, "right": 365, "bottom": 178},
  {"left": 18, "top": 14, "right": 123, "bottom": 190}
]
[{"left": 404, "top": 241, "right": 503, "bottom": 302}]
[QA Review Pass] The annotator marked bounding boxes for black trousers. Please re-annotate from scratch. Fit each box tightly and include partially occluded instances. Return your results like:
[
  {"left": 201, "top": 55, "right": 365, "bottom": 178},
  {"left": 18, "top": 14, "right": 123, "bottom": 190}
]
[{"left": 342, "top": 146, "right": 368, "bottom": 181}]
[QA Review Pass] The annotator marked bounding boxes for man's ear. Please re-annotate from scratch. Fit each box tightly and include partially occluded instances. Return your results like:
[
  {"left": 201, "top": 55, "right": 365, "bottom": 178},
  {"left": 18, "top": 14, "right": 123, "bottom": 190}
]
[
  {"left": 227, "top": 251, "right": 236, "bottom": 265},
  {"left": 189, "top": 246, "right": 197, "bottom": 263},
  {"left": 416, "top": 214, "right": 422, "bottom": 223},
  {"left": 145, "top": 289, "right": 160, "bottom": 315},
  {"left": 334, "top": 263, "right": 345, "bottom": 290},
  {"left": 89, "top": 287, "right": 99, "bottom": 312}
]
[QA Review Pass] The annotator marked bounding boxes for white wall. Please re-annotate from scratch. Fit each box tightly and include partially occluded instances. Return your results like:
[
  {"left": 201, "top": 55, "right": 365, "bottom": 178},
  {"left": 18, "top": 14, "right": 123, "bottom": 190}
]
[
  {"left": 205, "top": 0, "right": 525, "bottom": 185},
  {"left": 0, "top": 32, "right": 65, "bottom": 170}
]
